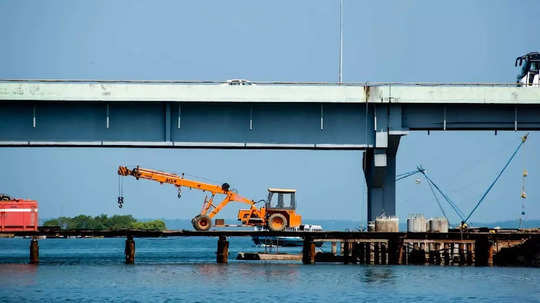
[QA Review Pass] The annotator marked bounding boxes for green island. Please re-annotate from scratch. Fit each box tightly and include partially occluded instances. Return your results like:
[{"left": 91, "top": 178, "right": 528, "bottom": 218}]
[{"left": 44, "top": 215, "right": 166, "bottom": 231}]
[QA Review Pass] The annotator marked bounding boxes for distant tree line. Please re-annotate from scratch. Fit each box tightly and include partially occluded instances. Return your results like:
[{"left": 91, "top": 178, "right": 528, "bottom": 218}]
[{"left": 43, "top": 215, "right": 166, "bottom": 231}]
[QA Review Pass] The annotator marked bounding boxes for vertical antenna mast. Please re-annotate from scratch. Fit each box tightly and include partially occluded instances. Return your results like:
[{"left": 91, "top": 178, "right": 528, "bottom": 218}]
[{"left": 338, "top": 0, "right": 343, "bottom": 83}]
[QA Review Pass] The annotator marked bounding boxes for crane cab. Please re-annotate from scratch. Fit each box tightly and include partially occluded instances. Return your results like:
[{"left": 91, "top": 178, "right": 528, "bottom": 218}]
[
  {"left": 516, "top": 52, "right": 540, "bottom": 86},
  {"left": 236, "top": 188, "right": 302, "bottom": 231},
  {"left": 263, "top": 188, "right": 302, "bottom": 232}
]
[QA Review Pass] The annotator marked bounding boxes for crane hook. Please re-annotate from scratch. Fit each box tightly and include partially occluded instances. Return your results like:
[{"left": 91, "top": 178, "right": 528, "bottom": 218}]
[
  {"left": 117, "top": 196, "right": 124, "bottom": 208},
  {"left": 177, "top": 187, "right": 182, "bottom": 199}
]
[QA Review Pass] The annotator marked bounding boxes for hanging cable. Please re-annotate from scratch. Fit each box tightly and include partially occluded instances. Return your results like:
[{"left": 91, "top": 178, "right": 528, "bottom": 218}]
[
  {"left": 463, "top": 133, "right": 529, "bottom": 224},
  {"left": 418, "top": 168, "right": 466, "bottom": 221},
  {"left": 396, "top": 170, "right": 422, "bottom": 182},
  {"left": 424, "top": 175, "right": 450, "bottom": 223},
  {"left": 117, "top": 175, "right": 124, "bottom": 208},
  {"left": 396, "top": 166, "right": 459, "bottom": 222}
]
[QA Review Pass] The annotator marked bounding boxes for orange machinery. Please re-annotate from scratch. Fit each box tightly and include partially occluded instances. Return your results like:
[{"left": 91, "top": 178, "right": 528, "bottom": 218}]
[{"left": 117, "top": 166, "right": 301, "bottom": 231}]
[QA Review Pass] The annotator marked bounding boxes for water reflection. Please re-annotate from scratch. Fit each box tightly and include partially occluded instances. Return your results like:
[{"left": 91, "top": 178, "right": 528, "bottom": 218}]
[
  {"left": 0, "top": 264, "right": 38, "bottom": 287},
  {"left": 262, "top": 264, "right": 300, "bottom": 283},
  {"left": 359, "top": 266, "right": 396, "bottom": 284}
]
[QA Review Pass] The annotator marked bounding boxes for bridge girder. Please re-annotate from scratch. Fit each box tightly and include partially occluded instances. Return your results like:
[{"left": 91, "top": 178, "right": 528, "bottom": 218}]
[{"left": 2, "top": 80, "right": 540, "bottom": 222}]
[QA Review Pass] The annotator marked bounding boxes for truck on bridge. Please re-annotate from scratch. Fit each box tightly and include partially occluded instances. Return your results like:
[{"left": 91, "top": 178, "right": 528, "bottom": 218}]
[{"left": 516, "top": 52, "right": 540, "bottom": 86}]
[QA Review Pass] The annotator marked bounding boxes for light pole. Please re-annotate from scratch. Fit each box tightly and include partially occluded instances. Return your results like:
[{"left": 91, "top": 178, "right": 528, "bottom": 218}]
[{"left": 338, "top": 0, "right": 343, "bottom": 84}]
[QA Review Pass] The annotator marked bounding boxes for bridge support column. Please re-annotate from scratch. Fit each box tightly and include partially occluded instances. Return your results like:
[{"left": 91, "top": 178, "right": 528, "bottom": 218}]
[
  {"left": 125, "top": 235, "right": 135, "bottom": 264},
  {"left": 29, "top": 237, "right": 39, "bottom": 264},
  {"left": 302, "top": 237, "right": 316, "bottom": 264},
  {"left": 216, "top": 236, "right": 229, "bottom": 264},
  {"left": 363, "top": 134, "right": 402, "bottom": 222}
]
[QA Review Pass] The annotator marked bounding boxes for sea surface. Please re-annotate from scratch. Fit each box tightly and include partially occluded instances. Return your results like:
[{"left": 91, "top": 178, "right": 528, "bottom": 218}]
[{"left": 0, "top": 237, "right": 539, "bottom": 302}]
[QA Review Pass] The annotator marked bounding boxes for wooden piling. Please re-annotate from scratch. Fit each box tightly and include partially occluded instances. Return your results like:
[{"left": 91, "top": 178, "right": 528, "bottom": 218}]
[
  {"left": 373, "top": 242, "right": 380, "bottom": 265},
  {"left": 351, "top": 242, "right": 360, "bottom": 264},
  {"left": 466, "top": 243, "right": 473, "bottom": 265},
  {"left": 428, "top": 243, "right": 435, "bottom": 265},
  {"left": 443, "top": 243, "right": 450, "bottom": 266},
  {"left": 458, "top": 243, "right": 465, "bottom": 265},
  {"left": 29, "top": 237, "right": 39, "bottom": 264},
  {"left": 450, "top": 243, "right": 456, "bottom": 265},
  {"left": 302, "top": 237, "right": 315, "bottom": 264},
  {"left": 420, "top": 242, "right": 427, "bottom": 265},
  {"left": 365, "top": 242, "right": 372, "bottom": 264},
  {"left": 401, "top": 243, "right": 408, "bottom": 265},
  {"left": 343, "top": 241, "right": 350, "bottom": 264},
  {"left": 331, "top": 242, "right": 337, "bottom": 255},
  {"left": 434, "top": 243, "right": 442, "bottom": 265},
  {"left": 475, "top": 238, "right": 493, "bottom": 266},
  {"left": 380, "top": 243, "right": 387, "bottom": 265},
  {"left": 358, "top": 242, "right": 365, "bottom": 264},
  {"left": 125, "top": 235, "right": 135, "bottom": 264},
  {"left": 217, "top": 235, "right": 229, "bottom": 264},
  {"left": 388, "top": 238, "right": 402, "bottom": 265}
]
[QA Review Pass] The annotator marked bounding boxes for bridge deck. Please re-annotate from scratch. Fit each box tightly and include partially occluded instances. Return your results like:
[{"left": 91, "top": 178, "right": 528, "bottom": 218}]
[{"left": 1, "top": 80, "right": 540, "bottom": 104}]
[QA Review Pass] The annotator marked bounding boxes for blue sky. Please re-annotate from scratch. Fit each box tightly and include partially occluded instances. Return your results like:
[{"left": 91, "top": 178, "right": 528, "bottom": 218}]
[{"left": 1, "top": 0, "right": 539, "bottom": 224}]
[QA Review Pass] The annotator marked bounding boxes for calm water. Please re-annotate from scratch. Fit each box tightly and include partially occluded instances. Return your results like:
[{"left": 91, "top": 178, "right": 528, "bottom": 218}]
[{"left": 0, "top": 238, "right": 539, "bottom": 302}]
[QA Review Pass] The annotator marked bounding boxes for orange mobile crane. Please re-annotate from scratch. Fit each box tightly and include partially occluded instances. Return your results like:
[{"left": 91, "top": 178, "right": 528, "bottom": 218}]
[{"left": 117, "top": 166, "right": 302, "bottom": 231}]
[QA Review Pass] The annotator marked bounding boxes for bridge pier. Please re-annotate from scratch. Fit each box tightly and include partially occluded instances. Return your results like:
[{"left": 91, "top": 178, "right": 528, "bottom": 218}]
[
  {"left": 363, "top": 134, "right": 402, "bottom": 222},
  {"left": 302, "top": 237, "right": 316, "bottom": 264},
  {"left": 125, "top": 235, "right": 135, "bottom": 264},
  {"left": 29, "top": 237, "right": 39, "bottom": 264},
  {"left": 216, "top": 235, "right": 229, "bottom": 264}
]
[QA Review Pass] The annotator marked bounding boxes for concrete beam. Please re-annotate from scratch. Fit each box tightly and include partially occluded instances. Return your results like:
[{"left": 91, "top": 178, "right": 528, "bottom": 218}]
[{"left": 1, "top": 80, "right": 540, "bottom": 104}]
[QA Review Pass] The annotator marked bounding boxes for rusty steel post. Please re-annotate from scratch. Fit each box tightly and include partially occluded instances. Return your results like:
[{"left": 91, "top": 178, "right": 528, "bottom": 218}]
[
  {"left": 216, "top": 235, "right": 229, "bottom": 264},
  {"left": 29, "top": 237, "right": 39, "bottom": 264},
  {"left": 487, "top": 242, "right": 495, "bottom": 266},
  {"left": 302, "top": 236, "right": 315, "bottom": 264},
  {"left": 125, "top": 235, "right": 135, "bottom": 264}
]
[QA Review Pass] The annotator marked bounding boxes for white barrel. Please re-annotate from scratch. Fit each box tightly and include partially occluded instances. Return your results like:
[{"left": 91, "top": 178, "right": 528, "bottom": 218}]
[
  {"left": 428, "top": 217, "right": 449, "bottom": 233},
  {"left": 407, "top": 214, "right": 427, "bottom": 232},
  {"left": 375, "top": 216, "right": 399, "bottom": 232}
]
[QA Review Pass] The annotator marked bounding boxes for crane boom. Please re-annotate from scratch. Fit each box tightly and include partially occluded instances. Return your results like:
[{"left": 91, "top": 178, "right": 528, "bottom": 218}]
[{"left": 119, "top": 166, "right": 227, "bottom": 194}]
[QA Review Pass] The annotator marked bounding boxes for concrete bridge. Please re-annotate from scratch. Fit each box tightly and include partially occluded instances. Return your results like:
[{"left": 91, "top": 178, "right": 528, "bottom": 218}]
[{"left": 1, "top": 79, "right": 540, "bottom": 221}]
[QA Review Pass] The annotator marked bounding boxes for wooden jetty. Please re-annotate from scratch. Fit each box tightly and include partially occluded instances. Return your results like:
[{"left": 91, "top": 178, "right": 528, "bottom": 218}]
[{"left": 1, "top": 228, "right": 539, "bottom": 266}]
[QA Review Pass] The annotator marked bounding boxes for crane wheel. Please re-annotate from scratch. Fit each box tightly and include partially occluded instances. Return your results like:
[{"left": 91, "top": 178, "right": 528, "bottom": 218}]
[
  {"left": 192, "top": 215, "right": 212, "bottom": 231},
  {"left": 268, "top": 213, "right": 287, "bottom": 232}
]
